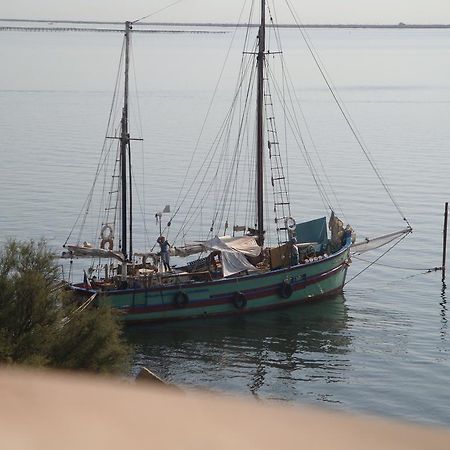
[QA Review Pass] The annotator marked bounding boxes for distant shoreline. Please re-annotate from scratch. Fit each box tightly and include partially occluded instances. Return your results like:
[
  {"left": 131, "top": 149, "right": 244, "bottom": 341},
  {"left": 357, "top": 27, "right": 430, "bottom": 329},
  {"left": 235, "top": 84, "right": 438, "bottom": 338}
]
[{"left": 1, "top": 18, "right": 450, "bottom": 29}]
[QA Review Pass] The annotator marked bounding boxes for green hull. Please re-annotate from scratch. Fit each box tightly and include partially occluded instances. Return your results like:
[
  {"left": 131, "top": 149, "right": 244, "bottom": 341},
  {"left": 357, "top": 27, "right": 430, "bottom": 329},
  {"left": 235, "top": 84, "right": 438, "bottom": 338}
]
[{"left": 73, "top": 244, "right": 351, "bottom": 324}]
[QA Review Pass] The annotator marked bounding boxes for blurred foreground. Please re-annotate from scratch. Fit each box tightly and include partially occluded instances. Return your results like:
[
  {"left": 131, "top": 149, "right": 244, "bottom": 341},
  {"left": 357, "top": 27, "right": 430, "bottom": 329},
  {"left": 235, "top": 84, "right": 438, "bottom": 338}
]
[{"left": 1, "top": 368, "right": 449, "bottom": 449}]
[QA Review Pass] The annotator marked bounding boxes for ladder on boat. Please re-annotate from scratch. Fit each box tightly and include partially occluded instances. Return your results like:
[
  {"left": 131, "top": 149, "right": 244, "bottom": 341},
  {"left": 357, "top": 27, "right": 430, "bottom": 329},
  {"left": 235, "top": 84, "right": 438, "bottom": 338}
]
[{"left": 264, "top": 77, "right": 292, "bottom": 246}]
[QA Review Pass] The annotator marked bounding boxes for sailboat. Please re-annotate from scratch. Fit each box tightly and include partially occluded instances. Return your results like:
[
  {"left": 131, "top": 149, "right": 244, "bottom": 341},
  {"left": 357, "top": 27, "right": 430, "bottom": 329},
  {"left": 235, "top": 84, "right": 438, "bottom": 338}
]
[{"left": 63, "top": 2, "right": 411, "bottom": 324}]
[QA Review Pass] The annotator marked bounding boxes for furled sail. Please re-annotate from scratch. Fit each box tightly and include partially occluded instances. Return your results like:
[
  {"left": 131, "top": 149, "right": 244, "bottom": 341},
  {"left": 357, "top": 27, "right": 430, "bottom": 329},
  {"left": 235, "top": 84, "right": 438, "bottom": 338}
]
[
  {"left": 350, "top": 228, "right": 412, "bottom": 255},
  {"left": 65, "top": 244, "right": 126, "bottom": 262},
  {"left": 172, "top": 243, "right": 205, "bottom": 257},
  {"left": 173, "top": 236, "right": 261, "bottom": 259},
  {"left": 216, "top": 236, "right": 261, "bottom": 258}
]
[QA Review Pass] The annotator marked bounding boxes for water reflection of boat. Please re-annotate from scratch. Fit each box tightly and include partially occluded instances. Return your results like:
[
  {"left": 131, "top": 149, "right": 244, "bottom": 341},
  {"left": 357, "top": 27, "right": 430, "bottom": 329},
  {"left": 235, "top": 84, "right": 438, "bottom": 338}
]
[{"left": 127, "top": 295, "right": 351, "bottom": 397}]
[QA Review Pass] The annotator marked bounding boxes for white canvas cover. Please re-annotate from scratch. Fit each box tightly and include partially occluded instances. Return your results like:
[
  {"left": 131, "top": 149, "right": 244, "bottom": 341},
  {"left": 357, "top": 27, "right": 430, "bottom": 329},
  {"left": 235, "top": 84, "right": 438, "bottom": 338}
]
[
  {"left": 218, "top": 235, "right": 261, "bottom": 257},
  {"left": 173, "top": 235, "right": 261, "bottom": 259},
  {"left": 204, "top": 236, "right": 258, "bottom": 277}
]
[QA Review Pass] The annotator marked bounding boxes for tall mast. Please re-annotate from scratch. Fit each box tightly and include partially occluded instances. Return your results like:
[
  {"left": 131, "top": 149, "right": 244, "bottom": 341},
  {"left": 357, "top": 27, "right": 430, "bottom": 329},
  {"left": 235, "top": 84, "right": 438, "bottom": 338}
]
[
  {"left": 256, "top": 0, "right": 266, "bottom": 246},
  {"left": 120, "top": 21, "right": 131, "bottom": 260}
]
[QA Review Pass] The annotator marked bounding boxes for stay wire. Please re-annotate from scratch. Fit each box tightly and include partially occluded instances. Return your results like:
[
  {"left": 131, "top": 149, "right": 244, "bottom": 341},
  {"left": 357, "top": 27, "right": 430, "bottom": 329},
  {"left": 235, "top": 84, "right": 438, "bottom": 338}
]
[
  {"left": 215, "top": 51, "right": 257, "bottom": 232},
  {"left": 352, "top": 254, "right": 442, "bottom": 273},
  {"left": 169, "top": 0, "right": 252, "bottom": 229},
  {"left": 260, "top": 14, "right": 334, "bottom": 212},
  {"left": 284, "top": 0, "right": 411, "bottom": 228},
  {"left": 178, "top": 60, "right": 256, "bottom": 243},
  {"left": 65, "top": 40, "right": 125, "bottom": 246},
  {"left": 132, "top": 0, "right": 187, "bottom": 24},
  {"left": 129, "top": 42, "right": 152, "bottom": 250},
  {"left": 265, "top": 63, "right": 331, "bottom": 212},
  {"left": 349, "top": 270, "right": 434, "bottom": 293},
  {"left": 268, "top": 4, "right": 293, "bottom": 211},
  {"left": 172, "top": 41, "right": 257, "bottom": 244},
  {"left": 274, "top": 47, "right": 346, "bottom": 219},
  {"left": 223, "top": 93, "right": 252, "bottom": 232}
]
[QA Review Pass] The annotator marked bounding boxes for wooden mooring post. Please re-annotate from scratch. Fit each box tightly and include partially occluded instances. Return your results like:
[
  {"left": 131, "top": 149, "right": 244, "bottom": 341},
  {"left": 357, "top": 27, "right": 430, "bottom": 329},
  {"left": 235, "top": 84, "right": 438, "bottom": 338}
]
[{"left": 443, "top": 202, "right": 448, "bottom": 282}]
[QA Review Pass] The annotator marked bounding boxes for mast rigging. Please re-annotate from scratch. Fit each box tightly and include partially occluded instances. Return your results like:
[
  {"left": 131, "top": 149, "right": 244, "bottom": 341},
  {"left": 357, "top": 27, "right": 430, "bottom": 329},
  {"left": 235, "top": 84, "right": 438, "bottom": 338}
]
[
  {"left": 120, "top": 21, "right": 132, "bottom": 260},
  {"left": 256, "top": 0, "right": 266, "bottom": 246}
]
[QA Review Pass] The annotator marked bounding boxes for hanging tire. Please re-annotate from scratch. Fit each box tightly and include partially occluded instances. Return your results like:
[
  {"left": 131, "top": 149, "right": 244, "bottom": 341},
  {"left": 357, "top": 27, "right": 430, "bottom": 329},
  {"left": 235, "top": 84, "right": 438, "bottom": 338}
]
[
  {"left": 100, "top": 224, "right": 114, "bottom": 240},
  {"left": 174, "top": 291, "right": 189, "bottom": 308},
  {"left": 100, "top": 238, "right": 114, "bottom": 250},
  {"left": 233, "top": 292, "right": 247, "bottom": 309},
  {"left": 279, "top": 280, "right": 293, "bottom": 299}
]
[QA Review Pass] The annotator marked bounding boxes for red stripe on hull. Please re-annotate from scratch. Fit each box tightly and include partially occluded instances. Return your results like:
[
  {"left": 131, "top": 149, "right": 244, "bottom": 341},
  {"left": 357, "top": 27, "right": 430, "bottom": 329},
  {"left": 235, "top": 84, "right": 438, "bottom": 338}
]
[
  {"left": 125, "top": 286, "right": 345, "bottom": 325},
  {"left": 124, "top": 262, "right": 347, "bottom": 316}
]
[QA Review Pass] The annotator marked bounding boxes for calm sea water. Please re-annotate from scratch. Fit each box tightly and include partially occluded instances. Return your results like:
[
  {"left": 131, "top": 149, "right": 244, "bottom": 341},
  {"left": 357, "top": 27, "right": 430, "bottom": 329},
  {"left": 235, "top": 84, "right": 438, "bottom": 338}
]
[{"left": 1, "top": 24, "right": 450, "bottom": 427}]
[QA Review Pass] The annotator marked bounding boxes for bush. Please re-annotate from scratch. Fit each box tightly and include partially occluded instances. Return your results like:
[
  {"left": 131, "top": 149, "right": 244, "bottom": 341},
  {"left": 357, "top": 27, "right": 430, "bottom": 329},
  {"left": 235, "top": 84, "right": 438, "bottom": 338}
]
[{"left": 0, "top": 239, "right": 130, "bottom": 373}]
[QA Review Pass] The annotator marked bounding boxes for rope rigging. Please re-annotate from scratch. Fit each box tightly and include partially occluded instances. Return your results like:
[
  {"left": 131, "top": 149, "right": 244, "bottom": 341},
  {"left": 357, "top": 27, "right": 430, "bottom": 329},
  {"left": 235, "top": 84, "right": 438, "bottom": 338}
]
[
  {"left": 58, "top": 0, "right": 426, "bottom": 322},
  {"left": 65, "top": 39, "right": 126, "bottom": 247},
  {"left": 267, "top": 1, "right": 340, "bottom": 217},
  {"left": 352, "top": 255, "right": 442, "bottom": 273},
  {"left": 345, "top": 232, "right": 411, "bottom": 285},
  {"left": 66, "top": 0, "right": 413, "bottom": 285},
  {"left": 214, "top": 56, "right": 258, "bottom": 236},
  {"left": 268, "top": 48, "right": 347, "bottom": 219},
  {"left": 168, "top": 0, "right": 255, "bottom": 237},
  {"left": 284, "top": 0, "right": 411, "bottom": 229},
  {"left": 132, "top": 0, "right": 187, "bottom": 25},
  {"left": 264, "top": 68, "right": 292, "bottom": 245},
  {"left": 171, "top": 37, "right": 259, "bottom": 245},
  {"left": 65, "top": 26, "right": 150, "bottom": 260},
  {"left": 264, "top": 62, "right": 333, "bottom": 213}
]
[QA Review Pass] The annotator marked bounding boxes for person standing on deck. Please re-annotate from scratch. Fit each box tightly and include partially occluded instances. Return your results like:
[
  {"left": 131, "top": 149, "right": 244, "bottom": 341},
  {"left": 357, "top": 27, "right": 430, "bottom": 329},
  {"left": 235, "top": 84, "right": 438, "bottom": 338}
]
[
  {"left": 157, "top": 236, "right": 171, "bottom": 271},
  {"left": 290, "top": 237, "right": 299, "bottom": 266}
]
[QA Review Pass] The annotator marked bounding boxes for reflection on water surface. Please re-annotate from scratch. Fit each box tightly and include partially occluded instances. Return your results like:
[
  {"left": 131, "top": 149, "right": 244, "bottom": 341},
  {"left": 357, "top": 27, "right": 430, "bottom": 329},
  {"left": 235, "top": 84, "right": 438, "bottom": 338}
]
[{"left": 127, "top": 295, "right": 351, "bottom": 401}]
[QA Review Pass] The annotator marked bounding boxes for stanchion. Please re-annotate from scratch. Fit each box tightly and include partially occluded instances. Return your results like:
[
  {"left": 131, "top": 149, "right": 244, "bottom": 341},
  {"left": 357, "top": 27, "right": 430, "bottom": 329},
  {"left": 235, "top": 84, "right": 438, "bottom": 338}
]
[{"left": 442, "top": 202, "right": 448, "bottom": 282}]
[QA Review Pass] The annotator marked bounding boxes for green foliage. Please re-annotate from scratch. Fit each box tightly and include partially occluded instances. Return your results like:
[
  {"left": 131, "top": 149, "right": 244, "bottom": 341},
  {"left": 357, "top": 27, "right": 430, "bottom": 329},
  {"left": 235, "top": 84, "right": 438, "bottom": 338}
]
[{"left": 0, "top": 239, "right": 130, "bottom": 373}]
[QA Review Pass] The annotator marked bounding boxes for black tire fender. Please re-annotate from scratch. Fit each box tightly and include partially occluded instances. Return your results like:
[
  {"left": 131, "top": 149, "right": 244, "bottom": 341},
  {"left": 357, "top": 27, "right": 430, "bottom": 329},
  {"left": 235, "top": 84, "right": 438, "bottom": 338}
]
[
  {"left": 279, "top": 280, "right": 293, "bottom": 299},
  {"left": 233, "top": 291, "right": 247, "bottom": 309},
  {"left": 174, "top": 291, "right": 189, "bottom": 308}
]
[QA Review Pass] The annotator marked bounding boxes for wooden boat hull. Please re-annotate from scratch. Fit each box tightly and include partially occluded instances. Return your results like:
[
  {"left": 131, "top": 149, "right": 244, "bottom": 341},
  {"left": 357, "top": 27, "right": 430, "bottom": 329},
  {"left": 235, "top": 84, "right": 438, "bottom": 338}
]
[{"left": 72, "top": 244, "right": 351, "bottom": 324}]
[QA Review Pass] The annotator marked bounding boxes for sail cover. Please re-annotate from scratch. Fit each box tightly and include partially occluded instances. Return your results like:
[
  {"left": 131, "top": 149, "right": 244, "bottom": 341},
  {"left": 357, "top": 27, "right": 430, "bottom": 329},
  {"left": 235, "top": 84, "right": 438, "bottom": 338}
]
[
  {"left": 65, "top": 245, "right": 126, "bottom": 262},
  {"left": 351, "top": 228, "right": 411, "bottom": 255},
  {"left": 173, "top": 235, "right": 261, "bottom": 259},
  {"left": 217, "top": 235, "right": 261, "bottom": 257},
  {"left": 172, "top": 243, "right": 204, "bottom": 257},
  {"left": 204, "top": 236, "right": 258, "bottom": 277}
]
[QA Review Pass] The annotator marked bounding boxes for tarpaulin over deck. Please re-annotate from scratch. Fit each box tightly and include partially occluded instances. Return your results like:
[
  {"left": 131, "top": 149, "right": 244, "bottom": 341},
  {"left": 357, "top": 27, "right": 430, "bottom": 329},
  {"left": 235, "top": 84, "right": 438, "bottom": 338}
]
[
  {"left": 173, "top": 235, "right": 261, "bottom": 259},
  {"left": 205, "top": 237, "right": 258, "bottom": 277}
]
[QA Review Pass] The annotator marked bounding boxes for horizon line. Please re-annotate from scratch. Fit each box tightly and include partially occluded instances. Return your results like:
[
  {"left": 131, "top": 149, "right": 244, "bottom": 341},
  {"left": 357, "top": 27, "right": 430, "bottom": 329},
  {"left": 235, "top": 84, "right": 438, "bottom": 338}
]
[{"left": 1, "top": 18, "right": 450, "bottom": 29}]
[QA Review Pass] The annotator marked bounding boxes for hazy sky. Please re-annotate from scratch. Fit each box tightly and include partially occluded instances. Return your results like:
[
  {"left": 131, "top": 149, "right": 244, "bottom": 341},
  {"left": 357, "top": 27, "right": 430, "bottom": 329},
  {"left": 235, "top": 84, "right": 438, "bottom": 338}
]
[{"left": 2, "top": 0, "right": 450, "bottom": 24}]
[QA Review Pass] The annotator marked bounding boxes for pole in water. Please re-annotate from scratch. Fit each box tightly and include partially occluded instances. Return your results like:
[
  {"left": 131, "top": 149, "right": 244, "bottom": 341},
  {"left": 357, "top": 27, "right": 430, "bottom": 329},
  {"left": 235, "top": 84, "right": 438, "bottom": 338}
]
[{"left": 442, "top": 202, "right": 448, "bottom": 282}]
